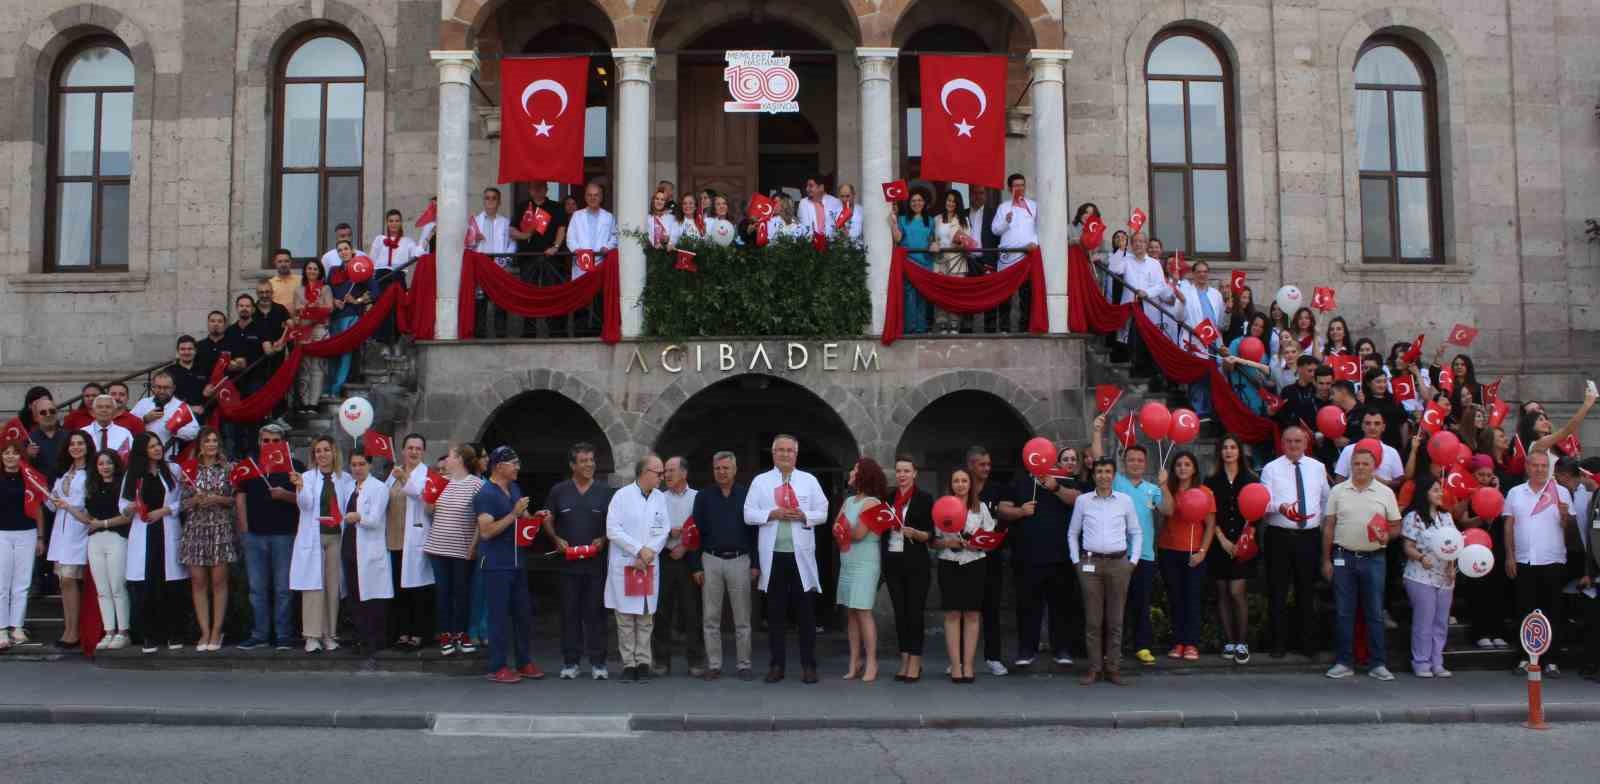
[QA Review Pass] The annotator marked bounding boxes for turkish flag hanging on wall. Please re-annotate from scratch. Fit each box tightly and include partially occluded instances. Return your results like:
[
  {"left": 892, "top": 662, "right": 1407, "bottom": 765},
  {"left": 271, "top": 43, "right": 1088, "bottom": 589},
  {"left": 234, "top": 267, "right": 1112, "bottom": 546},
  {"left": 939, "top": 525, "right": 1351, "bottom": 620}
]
[
  {"left": 498, "top": 56, "right": 590, "bottom": 185},
  {"left": 919, "top": 54, "right": 1006, "bottom": 189}
]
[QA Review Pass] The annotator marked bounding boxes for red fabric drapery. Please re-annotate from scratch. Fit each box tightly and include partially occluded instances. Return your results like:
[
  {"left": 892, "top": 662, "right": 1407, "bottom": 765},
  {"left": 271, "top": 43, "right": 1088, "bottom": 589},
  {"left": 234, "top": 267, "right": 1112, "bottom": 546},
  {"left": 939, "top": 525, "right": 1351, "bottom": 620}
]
[
  {"left": 397, "top": 254, "right": 472, "bottom": 341},
  {"left": 1067, "top": 245, "right": 1279, "bottom": 445},
  {"left": 457, "top": 249, "right": 621, "bottom": 344},
  {"left": 882, "top": 247, "right": 1047, "bottom": 345},
  {"left": 217, "top": 345, "right": 304, "bottom": 423},
  {"left": 301, "top": 284, "right": 401, "bottom": 357}
]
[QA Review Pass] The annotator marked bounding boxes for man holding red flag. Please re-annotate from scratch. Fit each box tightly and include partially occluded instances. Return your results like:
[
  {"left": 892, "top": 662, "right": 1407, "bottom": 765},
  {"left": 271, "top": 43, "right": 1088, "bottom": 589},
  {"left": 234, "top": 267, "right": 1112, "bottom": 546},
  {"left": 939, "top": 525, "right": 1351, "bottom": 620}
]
[
  {"left": 565, "top": 182, "right": 617, "bottom": 282},
  {"left": 498, "top": 55, "right": 590, "bottom": 186},
  {"left": 919, "top": 53, "right": 1006, "bottom": 189},
  {"left": 1504, "top": 450, "right": 1573, "bottom": 677},
  {"left": 130, "top": 372, "right": 200, "bottom": 451}
]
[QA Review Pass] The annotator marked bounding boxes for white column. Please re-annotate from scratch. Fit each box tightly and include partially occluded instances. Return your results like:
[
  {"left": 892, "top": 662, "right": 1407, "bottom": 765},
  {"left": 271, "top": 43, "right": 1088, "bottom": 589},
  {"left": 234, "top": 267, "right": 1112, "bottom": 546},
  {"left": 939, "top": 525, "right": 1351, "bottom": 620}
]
[
  {"left": 612, "top": 48, "right": 656, "bottom": 338},
  {"left": 429, "top": 50, "right": 479, "bottom": 341},
  {"left": 857, "top": 47, "right": 898, "bottom": 335},
  {"left": 1027, "top": 49, "right": 1073, "bottom": 333}
]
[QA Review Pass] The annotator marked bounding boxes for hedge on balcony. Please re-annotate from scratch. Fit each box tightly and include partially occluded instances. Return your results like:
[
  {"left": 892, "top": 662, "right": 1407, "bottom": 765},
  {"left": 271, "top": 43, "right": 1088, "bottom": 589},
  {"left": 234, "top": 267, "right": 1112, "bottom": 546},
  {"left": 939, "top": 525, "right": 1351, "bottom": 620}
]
[{"left": 640, "top": 236, "right": 871, "bottom": 338}]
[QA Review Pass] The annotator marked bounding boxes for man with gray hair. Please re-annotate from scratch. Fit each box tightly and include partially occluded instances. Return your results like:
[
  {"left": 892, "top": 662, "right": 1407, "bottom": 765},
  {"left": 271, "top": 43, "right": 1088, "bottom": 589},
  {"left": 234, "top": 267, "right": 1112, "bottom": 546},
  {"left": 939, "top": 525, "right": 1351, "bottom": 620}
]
[
  {"left": 651, "top": 455, "right": 706, "bottom": 677},
  {"left": 745, "top": 434, "right": 829, "bottom": 684},
  {"left": 605, "top": 453, "right": 669, "bottom": 682},
  {"left": 79, "top": 395, "right": 133, "bottom": 456},
  {"left": 691, "top": 451, "right": 757, "bottom": 679}
]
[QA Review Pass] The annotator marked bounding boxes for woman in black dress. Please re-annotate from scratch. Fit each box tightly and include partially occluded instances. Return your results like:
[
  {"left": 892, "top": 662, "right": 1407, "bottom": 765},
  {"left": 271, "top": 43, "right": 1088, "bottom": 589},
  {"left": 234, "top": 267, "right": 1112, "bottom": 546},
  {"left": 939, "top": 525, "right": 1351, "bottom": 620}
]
[
  {"left": 1204, "top": 434, "right": 1258, "bottom": 664},
  {"left": 881, "top": 455, "right": 933, "bottom": 682},
  {"left": 931, "top": 467, "right": 995, "bottom": 684}
]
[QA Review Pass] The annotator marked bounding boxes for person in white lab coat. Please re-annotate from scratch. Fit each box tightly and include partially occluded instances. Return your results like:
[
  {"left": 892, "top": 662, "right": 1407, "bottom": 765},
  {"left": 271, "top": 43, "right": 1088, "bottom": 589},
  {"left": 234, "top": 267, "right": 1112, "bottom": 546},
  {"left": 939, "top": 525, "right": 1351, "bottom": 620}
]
[
  {"left": 290, "top": 436, "right": 354, "bottom": 653},
  {"left": 385, "top": 433, "right": 434, "bottom": 649},
  {"left": 605, "top": 453, "right": 669, "bottom": 682},
  {"left": 744, "top": 434, "right": 829, "bottom": 684},
  {"left": 1123, "top": 234, "right": 1173, "bottom": 383},
  {"left": 1175, "top": 259, "right": 1226, "bottom": 418},
  {"left": 45, "top": 432, "right": 92, "bottom": 649},
  {"left": 566, "top": 182, "right": 618, "bottom": 279},
  {"left": 119, "top": 433, "right": 186, "bottom": 654},
  {"left": 340, "top": 450, "right": 391, "bottom": 658}
]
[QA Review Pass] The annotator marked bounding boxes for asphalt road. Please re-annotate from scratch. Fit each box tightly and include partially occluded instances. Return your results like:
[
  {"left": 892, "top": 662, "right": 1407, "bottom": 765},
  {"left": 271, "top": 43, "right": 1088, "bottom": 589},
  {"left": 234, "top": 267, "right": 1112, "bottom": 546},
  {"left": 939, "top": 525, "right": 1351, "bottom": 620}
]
[{"left": 8, "top": 722, "right": 1594, "bottom": 784}]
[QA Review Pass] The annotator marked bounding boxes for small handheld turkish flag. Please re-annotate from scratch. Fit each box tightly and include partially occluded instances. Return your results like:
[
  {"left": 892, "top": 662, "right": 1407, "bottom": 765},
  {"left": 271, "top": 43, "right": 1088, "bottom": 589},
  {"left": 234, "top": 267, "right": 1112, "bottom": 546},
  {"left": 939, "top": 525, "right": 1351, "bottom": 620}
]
[
  {"left": 755, "top": 220, "right": 770, "bottom": 247},
  {"left": 1193, "top": 319, "right": 1220, "bottom": 347},
  {"left": 1391, "top": 375, "right": 1417, "bottom": 403},
  {"left": 1081, "top": 214, "right": 1106, "bottom": 250},
  {"left": 1128, "top": 208, "right": 1147, "bottom": 235},
  {"left": 1230, "top": 270, "right": 1247, "bottom": 294},
  {"left": 832, "top": 512, "right": 852, "bottom": 553},
  {"left": 881, "top": 180, "right": 909, "bottom": 203},
  {"left": 463, "top": 212, "right": 482, "bottom": 249},
  {"left": 747, "top": 193, "right": 775, "bottom": 221},
  {"left": 1095, "top": 384, "right": 1123, "bottom": 414},
  {"left": 1311, "top": 287, "right": 1337, "bottom": 312},
  {"left": 1365, "top": 513, "right": 1389, "bottom": 543},
  {"left": 1401, "top": 334, "right": 1424, "bottom": 365},
  {"left": 1483, "top": 378, "right": 1502, "bottom": 403},
  {"left": 229, "top": 461, "right": 261, "bottom": 488},
  {"left": 516, "top": 511, "right": 546, "bottom": 547},
  {"left": 775, "top": 483, "right": 799, "bottom": 511},
  {"left": 2, "top": 418, "right": 26, "bottom": 445},
  {"left": 1420, "top": 401, "right": 1447, "bottom": 434},
  {"left": 259, "top": 441, "right": 291, "bottom": 474},
  {"left": 531, "top": 207, "right": 552, "bottom": 235},
  {"left": 163, "top": 404, "right": 194, "bottom": 435},
  {"left": 422, "top": 470, "right": 448, "bottom": 505},
  {"left": 1559, "top": 433, "right": 1582, "bottom": 458},
  {"left": 1233, "top": 526, "right": 1260, "bottom": 562},
  {"left": 1331, "top": 354, "right": 1361, "bottom": 382},
  {"left": 576, "top": 249, "right": 596, "bottom": 273},
  {"left": 1437, "top": 368, "right": 1455, "bottom": 396},
  {"left": 1447, "top": 324, "right": 1478, "bottom": 347},
  {"left": 362, "top": 431, "right": 394, "bottom": 461},
  {"left": 681, "top": 516, "right": 701, "bottom": 551},
  {"left": 864, "top": 504, "right": 899, "bottom": 535},
  {"left": 213, "top": 380, "right": 239, "bottom": 411},
  {"left": 208, "top": 353, "right": 231, "bottom": 387},
  {"left": 624, "top": 564, "right": 655, "bottom": 597},
  {"left": 413, "top": 200, "right": 437, "bottom": 230},
  {"left": 675, "top": 248, "right": 697, "bottom": 272},
  {"left": 1168, "top": 252, "right": 1189, "bottom": 280},
  {"left": 179, "top": 458, "right": 200, "bottom": 485},
  {"left": 1489, "top": 397, "right": 1510, "bottom": 428},
  {"left": 968, "top": 529, "right": 1006, "bottom": 552},
  {"left": 519, "top": 202, "right": 538, "bottom": 234},
  {"left": 1530, "top": 478, "right": 1560, "bottom": 516},
  {"left": 1259, "top": 388, "right": 1286, "bottom": 415},
  {"left": 1445, "top": 470, "right": 1480, "bottom": 498},
  {"left": 1113, "top": 414, "right": 1138, "bottom": 448}
]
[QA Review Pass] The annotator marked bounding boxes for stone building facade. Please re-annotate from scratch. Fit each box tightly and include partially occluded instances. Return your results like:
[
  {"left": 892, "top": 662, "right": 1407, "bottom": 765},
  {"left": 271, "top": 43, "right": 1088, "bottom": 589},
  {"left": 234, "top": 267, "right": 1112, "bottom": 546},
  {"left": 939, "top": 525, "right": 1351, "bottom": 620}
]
[{"left": 0, "top": 0, "right": 1596, "bottom": 455}]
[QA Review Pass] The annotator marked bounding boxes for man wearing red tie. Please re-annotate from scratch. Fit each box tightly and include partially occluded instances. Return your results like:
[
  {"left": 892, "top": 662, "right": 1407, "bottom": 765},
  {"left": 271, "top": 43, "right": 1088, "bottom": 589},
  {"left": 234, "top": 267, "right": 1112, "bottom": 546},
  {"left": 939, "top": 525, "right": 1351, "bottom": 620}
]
[
  {"left": 79, "top": 396, "right": 133, "bottom": 458},
  {"left": 795, "top": 176, "right": 843, "bottom": 243},
  {"left": 989, "top": 174, "right": 1039, "bottom": 332}
]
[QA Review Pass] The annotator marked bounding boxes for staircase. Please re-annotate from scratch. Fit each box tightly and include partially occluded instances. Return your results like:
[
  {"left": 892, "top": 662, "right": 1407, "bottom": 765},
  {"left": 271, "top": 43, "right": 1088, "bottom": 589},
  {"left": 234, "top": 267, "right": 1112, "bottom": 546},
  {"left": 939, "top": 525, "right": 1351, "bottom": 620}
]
[{"left": 284, "top": 340, "right": 418, "bottom": 453}]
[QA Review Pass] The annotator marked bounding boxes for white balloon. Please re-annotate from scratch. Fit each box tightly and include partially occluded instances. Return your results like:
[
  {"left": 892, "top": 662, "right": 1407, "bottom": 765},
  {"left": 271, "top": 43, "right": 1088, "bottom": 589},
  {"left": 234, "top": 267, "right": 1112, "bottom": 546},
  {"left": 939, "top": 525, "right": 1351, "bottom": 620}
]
[
  {"left": 1274, "top": 285, "right": 1304, "bottom": 316},
  {"left": 338, "top": 396, "right": 374, "bottom": 438},
  {"left": 1427, "top": 527, "right": 1463, "bottom": 562},
  {"left": 1457, "top": 543, "right": 1495, "bottom": 578}
]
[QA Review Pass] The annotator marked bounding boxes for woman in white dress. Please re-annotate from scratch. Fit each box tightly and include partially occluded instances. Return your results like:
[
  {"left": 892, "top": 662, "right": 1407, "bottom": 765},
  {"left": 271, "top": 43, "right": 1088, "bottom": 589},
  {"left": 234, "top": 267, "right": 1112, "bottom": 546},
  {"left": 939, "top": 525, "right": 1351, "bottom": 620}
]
[{"left": 929, "top": 190, "right": 972, "bottom": 334}]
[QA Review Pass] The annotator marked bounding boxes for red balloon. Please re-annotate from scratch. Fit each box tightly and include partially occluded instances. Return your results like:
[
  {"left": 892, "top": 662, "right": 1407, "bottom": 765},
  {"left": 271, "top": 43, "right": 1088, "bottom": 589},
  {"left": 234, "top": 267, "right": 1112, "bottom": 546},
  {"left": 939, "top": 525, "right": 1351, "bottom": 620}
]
[
  {"left": 1178, "top": 488, "right": 1211, "bottom": 523},
  {"left": 1237, "top": 483, "right": 1271, "bottom": 522},
  {"left": 1315, "top": 405, "right": 1347, "bottom": 440},
  {"left": 1461, "top": 527, "right": 1492, "bottom": 549},
  {"left": 1237, "top": 336, "right": 1266, "bottom": 363},
  {"left": 932, "top": 495, "right": 966, "bottom": 534},
  {"left": 1355, "top": 438, "right": 1386, "bottom": 469},
  {"left": 1426, "top": 431, "right": 1461, "bottom": 467},
  {"left": 1469, "top": 487, "right": 1504, "bottom": 521},
  {"left": 1454, "top": 442, "right": 1473, "bottom": 468},
  {"left": 346, "top": 255, "right": 374, "bottom": 284},
  {"left": 1022, "top": 436, "right": 1057, "bottom": 478},
  {"left": 1168, "top": 408, "right": 1200, "bottom": 445},
  {"left": 1139, "top": 401, "right": 1173, "bottom": 441}
]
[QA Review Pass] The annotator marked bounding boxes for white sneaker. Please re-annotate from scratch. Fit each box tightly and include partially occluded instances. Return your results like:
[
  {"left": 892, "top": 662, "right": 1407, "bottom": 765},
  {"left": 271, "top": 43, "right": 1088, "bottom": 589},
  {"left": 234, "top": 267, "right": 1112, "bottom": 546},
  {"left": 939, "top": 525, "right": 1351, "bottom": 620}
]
[
  {"left": 985, "top": 659, "right": 1009, "bottom": 676},
  {"left": 592, "top": 665, "right": 609, "bottom": 681},
  {"left": 1433, "top": 667, "right": 1454, "bottom": 678},
  {"left": 305, "top": 638, "right": 323, "bottom": 653},
  {"left": 1222, "top": 643, "right": 1237, "bottom": 659},
  {"left": 1325, "top": 663, "right": 1355, "bottom": 679},
  {"left": 1492, "top": 638, "right": 1510, "bottom": 649},
  {"left": 1382, "top": 612, "right": 1398, "bottom": 630},
  {"left": 1053, "top": 655, "right": 1073, "bottom": 666},
  {"left": 95, "top": 636, "right": 112, "bottom": 651},
  {"left": 1413, "top": 667, "right": 1434, "bottom": 678},
  {"left": 1013, "top": 657, "right": 1035, "bottom": 668},
  {"left": 322, "top": 637, "right": 339, "bottom": 652},
  {"left": 1368, "top": 666, "right": 1396, "bottom": 682},
  {"left": 167, "top": 641, "right": 183, "bottom": 650},
  {"left": 1475, "top": 638, "right": 1495, "bottom": 649},
  {"left": 559, "top": 665, "right": 579, "bottom": 680},
  {"left": 108, "top": 633, "right": 128, "bottom": 650}
]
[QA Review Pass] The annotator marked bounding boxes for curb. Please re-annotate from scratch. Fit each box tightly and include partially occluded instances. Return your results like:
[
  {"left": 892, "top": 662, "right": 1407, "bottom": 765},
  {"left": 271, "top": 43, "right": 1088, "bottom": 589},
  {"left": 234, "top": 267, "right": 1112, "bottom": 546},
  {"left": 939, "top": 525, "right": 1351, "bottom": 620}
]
[{"left": 3, "top": 702, "right": 1599, "bottom": 732}]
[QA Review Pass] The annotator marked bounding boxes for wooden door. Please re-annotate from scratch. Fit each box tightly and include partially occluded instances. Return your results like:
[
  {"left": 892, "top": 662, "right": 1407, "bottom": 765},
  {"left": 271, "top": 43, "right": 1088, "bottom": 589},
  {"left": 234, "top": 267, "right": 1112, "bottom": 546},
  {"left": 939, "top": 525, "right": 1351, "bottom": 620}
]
[{"left": 678, "top": 63, "right": 757, "bottom": 205}]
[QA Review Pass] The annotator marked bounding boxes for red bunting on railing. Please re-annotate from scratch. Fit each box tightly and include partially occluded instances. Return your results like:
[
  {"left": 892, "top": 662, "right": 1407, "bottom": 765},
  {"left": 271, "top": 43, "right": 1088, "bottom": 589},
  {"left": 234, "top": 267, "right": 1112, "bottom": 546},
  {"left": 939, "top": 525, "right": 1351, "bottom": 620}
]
[{"left": 882, "top": 247, "right": 1047, "bottom": 345}]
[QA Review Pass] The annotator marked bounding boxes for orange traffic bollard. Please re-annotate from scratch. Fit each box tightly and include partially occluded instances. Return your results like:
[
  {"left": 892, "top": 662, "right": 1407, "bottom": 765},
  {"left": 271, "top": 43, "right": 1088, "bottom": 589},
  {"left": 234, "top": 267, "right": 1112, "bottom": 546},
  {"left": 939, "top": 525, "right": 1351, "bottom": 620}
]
[{"left": 1523, "top": 661, "right": 1548, "bottom": 730}]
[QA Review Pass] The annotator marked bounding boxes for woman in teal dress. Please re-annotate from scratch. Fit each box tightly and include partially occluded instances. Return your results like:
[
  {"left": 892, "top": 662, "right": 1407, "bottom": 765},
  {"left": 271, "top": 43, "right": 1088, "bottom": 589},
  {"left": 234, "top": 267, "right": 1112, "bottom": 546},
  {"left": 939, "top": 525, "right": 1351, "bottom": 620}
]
[
  {"left": 837, "top": 457, "right": 889, "bottom": 682},
  {"left": 1224, "top": 312, "right": 1272, "bottom": 416},
  {"left": 890, "top": 189, "right": 935, "bottom": 335}
]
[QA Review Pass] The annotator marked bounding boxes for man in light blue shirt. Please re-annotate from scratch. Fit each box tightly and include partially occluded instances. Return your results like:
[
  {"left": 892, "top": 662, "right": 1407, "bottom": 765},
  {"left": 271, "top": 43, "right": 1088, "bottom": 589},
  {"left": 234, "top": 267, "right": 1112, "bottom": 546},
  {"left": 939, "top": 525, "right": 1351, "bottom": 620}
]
[{"left": 1091, "top": 414, "right": 1163, "bottom": 665}]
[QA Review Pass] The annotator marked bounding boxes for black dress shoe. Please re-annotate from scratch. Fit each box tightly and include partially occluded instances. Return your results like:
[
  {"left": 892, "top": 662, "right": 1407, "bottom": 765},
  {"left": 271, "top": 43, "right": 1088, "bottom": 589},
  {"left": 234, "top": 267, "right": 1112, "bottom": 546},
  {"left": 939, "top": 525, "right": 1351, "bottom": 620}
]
[
  {"left": 802, "top": 668, "right": 818, "bottom": 684},
  {"left": 621, "top": 665, "right": 637, "bottom": 682},
  {"left": 765, "top": 666, "right": 785, "bottom": 684},
  {"left": 1270, "top": 648, "right": 1286, "bottom": 659}
]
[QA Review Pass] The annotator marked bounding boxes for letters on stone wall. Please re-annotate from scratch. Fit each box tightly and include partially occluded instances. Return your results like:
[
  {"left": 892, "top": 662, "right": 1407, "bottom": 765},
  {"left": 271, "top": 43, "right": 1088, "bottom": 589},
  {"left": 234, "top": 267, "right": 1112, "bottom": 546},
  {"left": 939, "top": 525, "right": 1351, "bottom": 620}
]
[{"left": 625, "top": 342, "right": 880, "bottom": 374}]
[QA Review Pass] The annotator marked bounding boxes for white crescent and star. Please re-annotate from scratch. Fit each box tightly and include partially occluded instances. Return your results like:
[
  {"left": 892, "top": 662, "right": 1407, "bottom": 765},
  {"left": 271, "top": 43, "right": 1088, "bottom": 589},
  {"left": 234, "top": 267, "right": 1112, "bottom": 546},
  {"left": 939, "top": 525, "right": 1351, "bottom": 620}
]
[
  {"left": 521, "top": 79, "right": 570, "bottom": 137},
  {"left": 939, "top": 78, "right": 987, "bottom": 138}
]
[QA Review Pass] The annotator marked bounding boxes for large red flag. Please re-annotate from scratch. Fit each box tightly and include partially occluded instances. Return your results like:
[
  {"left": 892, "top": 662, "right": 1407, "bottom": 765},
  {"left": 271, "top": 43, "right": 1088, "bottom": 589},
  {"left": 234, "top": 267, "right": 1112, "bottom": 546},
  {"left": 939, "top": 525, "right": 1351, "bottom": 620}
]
[
  {"left": 918, "top": 54, "right": 1006, "bottom": 189},
  {"left": 499, "top": 56, "right": 590, "bottom": 185}
]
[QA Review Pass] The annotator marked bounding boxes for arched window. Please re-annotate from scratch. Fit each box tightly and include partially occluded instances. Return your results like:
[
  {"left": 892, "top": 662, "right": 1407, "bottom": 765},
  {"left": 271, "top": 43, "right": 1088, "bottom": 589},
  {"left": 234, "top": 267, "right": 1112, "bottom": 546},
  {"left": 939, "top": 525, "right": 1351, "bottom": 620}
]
[
  {"left": 271, "top": 33, "right": 365, "bottom": 263},
  {"left": 1355, "top": 39, "right": 1440, "bottom": 263},
  {"left": 48, "top": 40, "right": 134, "bottom": 270},
  {"left": 1145, "top": 31, "right": 1238, "bottom": 258}
]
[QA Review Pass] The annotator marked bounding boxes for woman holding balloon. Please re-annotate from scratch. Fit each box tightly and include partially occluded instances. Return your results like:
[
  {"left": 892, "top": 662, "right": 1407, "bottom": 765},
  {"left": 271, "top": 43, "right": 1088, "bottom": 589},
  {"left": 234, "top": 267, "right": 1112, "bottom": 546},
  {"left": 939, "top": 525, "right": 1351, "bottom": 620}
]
[
  {"left": 1400, "top": 474, "right": 1459, "bottom": 678},
  {"left": 1223, "top": 314, "right": 1274, "bottom": 416},
  {"left": 1206, "top": 435, "right": 1264, "bottom": 663},
  {"left": 1157, "top": 451, "right": 1216, "bottom": 661},
  {"left": 931, "top": 468, "right": 995, "bottom": 684},
  {"left": 1455, "top": 457, "right": 1511, "bottom": 650}
]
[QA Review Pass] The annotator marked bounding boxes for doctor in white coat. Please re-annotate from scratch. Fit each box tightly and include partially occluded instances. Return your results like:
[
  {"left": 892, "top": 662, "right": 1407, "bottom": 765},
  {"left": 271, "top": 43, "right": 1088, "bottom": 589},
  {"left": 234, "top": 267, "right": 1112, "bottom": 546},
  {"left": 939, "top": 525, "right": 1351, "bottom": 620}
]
[
  {"left": 45, "top": 433, "right": 91, "bottom": 647},
  {"left": 290, "top": 436, "right": 354, "bottom": 653},
  {"left": 119, "top": 433, "right": 185, "bottom": 653},
  {"left": 605, "top": 453, "right": 669, "bottom": 682},
  {"left": 341, "top": 450, "right": 392, "bottom": 656},
  {"left": 743, "top": 434, "right": 829, "bottom": 684},
  {"left": 385, "top": 434, "right": 434, "bottom": 649},
  {"left": 1175, "top": 259, "right": 1226, "bottom": 417}
]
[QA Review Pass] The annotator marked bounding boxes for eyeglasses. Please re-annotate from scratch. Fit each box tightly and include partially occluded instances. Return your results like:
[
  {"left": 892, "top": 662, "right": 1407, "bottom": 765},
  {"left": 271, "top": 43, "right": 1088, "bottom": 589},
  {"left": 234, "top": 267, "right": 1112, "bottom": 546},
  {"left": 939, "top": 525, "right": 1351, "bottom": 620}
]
[
  {"left": 259, "top": 437, "right": 283, "bottom": 444},
  {"left": 35, "top": 408, "right": 56, "bottom": 416}
]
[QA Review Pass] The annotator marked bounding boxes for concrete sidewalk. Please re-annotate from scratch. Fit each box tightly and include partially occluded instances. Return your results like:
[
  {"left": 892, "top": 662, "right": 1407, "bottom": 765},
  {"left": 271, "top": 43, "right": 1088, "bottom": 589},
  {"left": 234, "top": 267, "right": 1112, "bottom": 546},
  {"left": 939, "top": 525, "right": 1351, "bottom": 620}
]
[{"left": 2, "top": 659, "right": 1597, "bottom": 732}]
